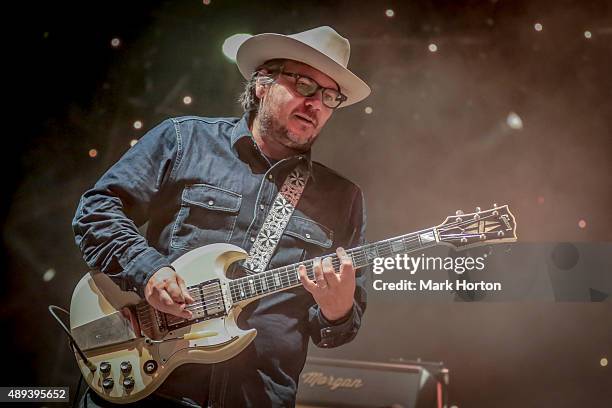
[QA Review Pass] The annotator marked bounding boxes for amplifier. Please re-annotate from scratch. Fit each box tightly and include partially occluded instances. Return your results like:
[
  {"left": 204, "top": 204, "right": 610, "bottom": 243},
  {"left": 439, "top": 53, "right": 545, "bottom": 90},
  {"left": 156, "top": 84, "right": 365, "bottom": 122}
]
[{"left": 296, "top": 357, "right": 448, "bottom": 408}]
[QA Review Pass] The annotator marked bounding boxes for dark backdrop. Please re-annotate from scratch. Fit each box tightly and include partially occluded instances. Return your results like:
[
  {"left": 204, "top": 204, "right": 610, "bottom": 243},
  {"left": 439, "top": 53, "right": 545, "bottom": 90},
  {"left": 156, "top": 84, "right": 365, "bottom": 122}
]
[{"left": 3, "top": 1, "right": 611, "bottom": 406}]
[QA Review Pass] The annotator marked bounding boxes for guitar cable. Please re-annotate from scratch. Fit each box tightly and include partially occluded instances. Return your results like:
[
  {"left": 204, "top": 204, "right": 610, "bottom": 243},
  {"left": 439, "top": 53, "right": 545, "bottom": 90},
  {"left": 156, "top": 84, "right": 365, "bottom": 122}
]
[
  {"left": 48, "top": 305, "right": 97, "bottom": 372},
  {"left": 74, "top": 370, "right": 84, "bottom": 408},
  {"left": 48, "top": 305, "right": 96, "bottom": 407}
]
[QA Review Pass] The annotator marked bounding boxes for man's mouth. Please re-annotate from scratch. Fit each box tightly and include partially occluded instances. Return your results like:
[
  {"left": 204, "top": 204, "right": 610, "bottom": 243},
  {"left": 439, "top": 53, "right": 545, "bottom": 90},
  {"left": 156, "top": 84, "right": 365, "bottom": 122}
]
[{"left": 294, "top": 113, "right": 316, "bottom": 127}]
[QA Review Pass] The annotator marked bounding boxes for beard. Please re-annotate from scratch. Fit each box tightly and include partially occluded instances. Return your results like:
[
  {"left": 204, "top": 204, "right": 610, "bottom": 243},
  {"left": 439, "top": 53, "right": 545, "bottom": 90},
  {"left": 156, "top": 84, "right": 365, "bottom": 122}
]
[{"left": 256, "top": 95, "right": 318, "bottom": 153}]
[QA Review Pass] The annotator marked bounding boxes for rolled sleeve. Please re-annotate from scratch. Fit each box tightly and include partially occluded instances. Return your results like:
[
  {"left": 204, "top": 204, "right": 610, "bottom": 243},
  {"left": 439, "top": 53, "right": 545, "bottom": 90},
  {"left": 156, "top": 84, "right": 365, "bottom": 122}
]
[
  {"left": 312, "top": 301, "right": 363, "bottom": 348},
  {"left": 121, "top": 247, "right": 174, "bottom": 297}
]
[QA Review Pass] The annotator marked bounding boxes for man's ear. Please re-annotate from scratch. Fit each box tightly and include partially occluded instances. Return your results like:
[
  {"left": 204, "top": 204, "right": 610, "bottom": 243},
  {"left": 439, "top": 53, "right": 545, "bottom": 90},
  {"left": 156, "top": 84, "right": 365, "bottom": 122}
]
[{"left": 255, "top": 74, "right": 272, "bottom": 99}]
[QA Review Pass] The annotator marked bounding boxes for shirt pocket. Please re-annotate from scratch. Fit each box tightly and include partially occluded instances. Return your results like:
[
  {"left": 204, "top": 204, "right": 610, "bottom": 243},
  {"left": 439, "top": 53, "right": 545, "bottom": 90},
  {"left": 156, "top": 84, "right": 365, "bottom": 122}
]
[
  {"left": 269, "top": 215, "right": 334, "bottom": 268},
  {"left": 170, "top": 183, "right": 242, "bottom": 250}
]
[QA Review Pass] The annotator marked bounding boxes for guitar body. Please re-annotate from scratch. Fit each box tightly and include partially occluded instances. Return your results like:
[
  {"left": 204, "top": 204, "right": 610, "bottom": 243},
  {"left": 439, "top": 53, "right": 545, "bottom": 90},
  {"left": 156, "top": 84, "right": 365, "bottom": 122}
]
[{"left": 69, "top": 243, "right": 256, "bottom": 404}]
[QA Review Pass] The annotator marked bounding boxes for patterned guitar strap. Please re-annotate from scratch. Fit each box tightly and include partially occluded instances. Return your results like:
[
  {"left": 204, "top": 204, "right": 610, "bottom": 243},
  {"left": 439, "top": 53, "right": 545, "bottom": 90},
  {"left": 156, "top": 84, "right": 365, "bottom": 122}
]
[{"left": 243, "top": 164, "right": 310, "bottom": 274}]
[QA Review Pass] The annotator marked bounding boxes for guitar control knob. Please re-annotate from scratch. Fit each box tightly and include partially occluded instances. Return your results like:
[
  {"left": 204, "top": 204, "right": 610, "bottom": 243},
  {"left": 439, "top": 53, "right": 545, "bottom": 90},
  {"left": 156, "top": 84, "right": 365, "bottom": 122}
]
[
  {"left": 123, "top": 377, "right": 135, "bottom": 390},
  {"left": 100, "top": 362, "right": 111, "bottom": 374},
  {"left": 120, "top": 361, "right": 132, "bottom": 375},
  {"left": 143, "top": 360, "right": 158, "bottom": 375},
  {"left": 102, "top": 378, "right": 114, "bottom": 390}
]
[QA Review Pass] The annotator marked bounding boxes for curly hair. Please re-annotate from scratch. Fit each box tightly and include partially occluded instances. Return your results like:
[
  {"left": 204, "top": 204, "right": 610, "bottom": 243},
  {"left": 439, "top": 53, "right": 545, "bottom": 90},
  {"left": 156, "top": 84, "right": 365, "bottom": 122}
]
[{"left": 238, "top": 59, "right": 285, "bottom": 114}]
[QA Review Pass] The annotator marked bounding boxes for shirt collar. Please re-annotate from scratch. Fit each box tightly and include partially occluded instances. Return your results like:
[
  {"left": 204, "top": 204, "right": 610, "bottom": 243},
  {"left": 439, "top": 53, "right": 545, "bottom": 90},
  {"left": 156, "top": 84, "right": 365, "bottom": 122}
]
[
  {"left": 230, "top": 111, "right": 314, "bottom": 177},
  {"left": 230, "top": 112, "right": 253, "bottom": 148}
]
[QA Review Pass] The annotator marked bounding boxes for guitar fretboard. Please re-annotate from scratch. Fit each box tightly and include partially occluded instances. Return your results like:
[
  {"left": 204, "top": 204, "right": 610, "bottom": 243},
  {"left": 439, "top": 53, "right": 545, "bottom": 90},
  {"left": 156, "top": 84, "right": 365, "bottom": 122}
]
[{"left": 228, "top": 227, "right": 439, "bottom": 303}]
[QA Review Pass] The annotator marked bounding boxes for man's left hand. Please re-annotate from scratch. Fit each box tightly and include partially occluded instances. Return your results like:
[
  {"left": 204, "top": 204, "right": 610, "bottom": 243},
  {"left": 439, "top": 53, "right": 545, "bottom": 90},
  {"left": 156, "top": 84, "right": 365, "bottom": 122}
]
[{"left": 298, "top": 247, "right": 355, "bottom": 322}]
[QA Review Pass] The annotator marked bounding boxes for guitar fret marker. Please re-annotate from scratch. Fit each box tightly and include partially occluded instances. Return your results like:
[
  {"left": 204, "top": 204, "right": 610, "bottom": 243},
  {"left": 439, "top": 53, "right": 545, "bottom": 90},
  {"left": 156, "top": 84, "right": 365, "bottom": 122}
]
[
  {"left": 419, "top": 231, "right": 436, "bottom": 244},
  {"left": 248, "top": 278, "right": 255, "bottom": 294},
  {"left": 262, "top": 275, "right": 268, "bottom": 291},
  {"left": 391, "top": 240, "right": 403, "bottom": 253},
  {"left": 366, "top": 248, "right": 377, "bottom": 261}
]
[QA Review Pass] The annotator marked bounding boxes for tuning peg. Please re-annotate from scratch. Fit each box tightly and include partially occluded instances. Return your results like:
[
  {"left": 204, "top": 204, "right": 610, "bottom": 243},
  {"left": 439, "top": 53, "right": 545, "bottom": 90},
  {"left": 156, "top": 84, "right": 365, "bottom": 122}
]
[
  {"left": 460, "top": 237, "right": 468, "bottom": 243},
  {"left": 479, "top": 234, "right": 486, "bottom": 240},
  {"left": 473, "top": 213, "right": 481, "bottom": 220},
  {"left": 475, "top": 206, "right": 481, "bottom": 212},
  {"left": 455, "top": 210, "right": 464, "bottom": 215},
  {"left": 497, "top": 231, "right": 505, "bottom": 237},
  {"left": 493, "top": 203, "right": 498, "bottom": 208}
]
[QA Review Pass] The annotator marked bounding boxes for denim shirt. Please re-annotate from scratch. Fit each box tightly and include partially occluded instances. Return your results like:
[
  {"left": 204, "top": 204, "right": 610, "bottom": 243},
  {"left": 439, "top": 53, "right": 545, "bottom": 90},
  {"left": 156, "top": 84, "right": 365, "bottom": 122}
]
[{"left": 72, "top": 113, "right": 368, "bottom": 407}]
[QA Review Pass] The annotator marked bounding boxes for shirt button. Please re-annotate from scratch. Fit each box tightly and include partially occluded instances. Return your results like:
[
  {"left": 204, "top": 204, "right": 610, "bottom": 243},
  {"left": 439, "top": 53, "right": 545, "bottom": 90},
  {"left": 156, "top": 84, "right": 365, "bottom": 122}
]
[
  {"left": 267, "top": 174, "right": 273, "bottom": 180},
  {"left": 305, "top": 233, "right": 311, "bottom": 239},
  {"left": 208, "top": 200, "right": 214, "bottom": 206},
  {"left": 259, "top": 204, "right": 265, "bottom": 210},
  {"left": 250, "top": 237, "right": 255, "bottom": 242}
]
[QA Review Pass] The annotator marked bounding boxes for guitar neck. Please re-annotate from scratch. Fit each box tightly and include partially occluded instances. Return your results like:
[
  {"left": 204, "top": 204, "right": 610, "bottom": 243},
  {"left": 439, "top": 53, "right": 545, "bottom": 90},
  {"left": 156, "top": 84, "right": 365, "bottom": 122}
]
[
  {"left": 228, "top": 227, "right": 439, "bottom": 303},
  {"left": 143, "top": 205, "right": 516, "bottom": 329}
]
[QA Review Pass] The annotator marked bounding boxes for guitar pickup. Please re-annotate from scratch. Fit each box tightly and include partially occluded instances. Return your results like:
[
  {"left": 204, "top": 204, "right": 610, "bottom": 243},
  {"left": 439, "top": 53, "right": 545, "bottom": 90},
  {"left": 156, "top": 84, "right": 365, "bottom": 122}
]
[
  {"left": 163, "top": 279, "right": 226, "bottom": 330},
  {"left": 199, "top": 280, "right": 225, "bottom": 315}
]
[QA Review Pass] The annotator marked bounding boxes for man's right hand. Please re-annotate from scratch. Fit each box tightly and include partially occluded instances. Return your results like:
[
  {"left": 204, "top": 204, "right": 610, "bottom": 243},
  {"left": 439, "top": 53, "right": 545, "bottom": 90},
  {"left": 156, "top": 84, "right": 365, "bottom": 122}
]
[{"left": 144, "top": 267, "right": 194, "bottom": 319}]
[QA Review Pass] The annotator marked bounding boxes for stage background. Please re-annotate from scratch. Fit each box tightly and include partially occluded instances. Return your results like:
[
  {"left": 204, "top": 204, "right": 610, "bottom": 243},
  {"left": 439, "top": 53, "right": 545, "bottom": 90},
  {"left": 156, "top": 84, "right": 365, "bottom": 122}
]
[{"left": 3, "top": 1, "right": 611, "bottom": 406}]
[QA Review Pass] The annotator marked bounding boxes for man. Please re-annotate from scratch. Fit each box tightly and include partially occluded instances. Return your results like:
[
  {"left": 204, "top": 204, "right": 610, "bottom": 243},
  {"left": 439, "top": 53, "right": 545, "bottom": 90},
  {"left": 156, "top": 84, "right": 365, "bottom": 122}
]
[{"left": 73, "top": 26, "right": 370, "bottom": 407}]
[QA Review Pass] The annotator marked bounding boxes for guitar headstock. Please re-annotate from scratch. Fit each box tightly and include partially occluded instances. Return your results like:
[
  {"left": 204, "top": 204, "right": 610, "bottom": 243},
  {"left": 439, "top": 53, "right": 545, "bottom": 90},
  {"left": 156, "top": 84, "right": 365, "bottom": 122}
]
[{"left": 437, "top": 204, "right": 517, "bottom": 249}]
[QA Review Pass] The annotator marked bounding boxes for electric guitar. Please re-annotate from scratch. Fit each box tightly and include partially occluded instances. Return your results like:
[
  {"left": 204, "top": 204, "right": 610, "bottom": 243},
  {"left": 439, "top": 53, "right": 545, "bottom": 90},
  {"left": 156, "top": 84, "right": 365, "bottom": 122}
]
[{"left": 69, "top": 204, "right": 517, "bottom": 403}]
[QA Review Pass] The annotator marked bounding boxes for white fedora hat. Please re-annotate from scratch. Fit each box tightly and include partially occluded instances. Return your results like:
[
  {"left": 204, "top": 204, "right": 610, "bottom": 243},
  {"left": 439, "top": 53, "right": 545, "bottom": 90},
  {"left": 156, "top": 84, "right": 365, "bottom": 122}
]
[{"left": 236, "top": 26, "right": 371, "bottom": 108}]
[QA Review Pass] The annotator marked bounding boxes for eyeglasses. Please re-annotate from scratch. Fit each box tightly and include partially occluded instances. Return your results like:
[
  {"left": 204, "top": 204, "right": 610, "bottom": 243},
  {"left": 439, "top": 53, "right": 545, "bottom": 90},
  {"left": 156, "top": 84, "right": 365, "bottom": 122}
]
[{"left": 279, "top": 70, "right": 347, "bottom": 109}]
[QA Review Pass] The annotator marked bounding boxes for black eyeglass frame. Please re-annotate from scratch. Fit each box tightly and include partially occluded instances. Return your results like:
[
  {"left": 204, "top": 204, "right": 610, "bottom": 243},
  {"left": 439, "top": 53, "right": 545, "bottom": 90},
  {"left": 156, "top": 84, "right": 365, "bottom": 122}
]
[{"left": 277, "top": 68, "right": 348, "bottom": 109}]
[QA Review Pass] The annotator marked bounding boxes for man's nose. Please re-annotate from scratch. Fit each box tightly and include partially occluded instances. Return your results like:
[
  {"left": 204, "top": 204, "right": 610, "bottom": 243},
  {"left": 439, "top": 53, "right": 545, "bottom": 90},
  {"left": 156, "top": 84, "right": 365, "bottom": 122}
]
[{"left": 304, "top": 92, "right": 323, "bottom": 111}]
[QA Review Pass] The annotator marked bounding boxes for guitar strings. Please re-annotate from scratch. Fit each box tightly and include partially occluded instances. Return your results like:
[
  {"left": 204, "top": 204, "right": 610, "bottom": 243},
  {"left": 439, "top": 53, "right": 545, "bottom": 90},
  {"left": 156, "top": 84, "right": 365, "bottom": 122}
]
[
  {"left": 170, "top": 211, "right": 502, "bottom": 311},
  {"left": 225, "top": 211, "right": 505, "bottom": 301}
]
